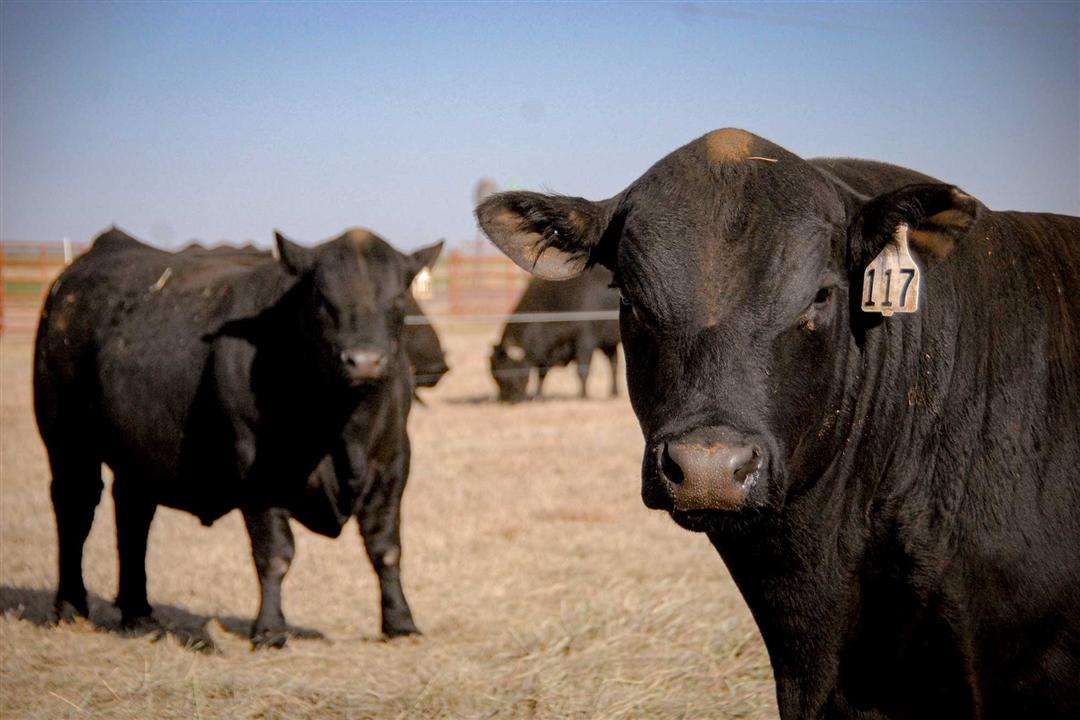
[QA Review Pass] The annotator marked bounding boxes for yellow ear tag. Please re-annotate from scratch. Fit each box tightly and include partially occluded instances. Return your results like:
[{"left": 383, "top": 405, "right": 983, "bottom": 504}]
[{"left": 861, "top": 223, "right": 920, "bottom": 316}]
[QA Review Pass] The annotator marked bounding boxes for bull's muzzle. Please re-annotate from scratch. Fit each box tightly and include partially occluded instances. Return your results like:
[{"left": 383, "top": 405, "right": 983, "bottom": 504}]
[
  {"left": 656, "top": 429, "right": 763, "bottom": 511},
  {"left": 341, "top": 348, "right": 388, "bottom": 383}
]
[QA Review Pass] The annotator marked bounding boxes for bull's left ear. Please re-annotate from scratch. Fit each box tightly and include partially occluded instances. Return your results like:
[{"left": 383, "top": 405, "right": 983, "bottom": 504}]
[
  {"left": 405, "top": 239, "right": 444, "bottom": 283},
  {"left": 476, "top": 192, "right": 614, "bottom": 280},
  {"left": 849, "top": 184, "right": 982, "bottom": 271}
]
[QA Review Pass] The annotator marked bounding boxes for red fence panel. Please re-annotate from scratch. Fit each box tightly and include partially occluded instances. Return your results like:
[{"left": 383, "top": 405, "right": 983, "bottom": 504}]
[
  {"left": 0, "top": 241, "right": 88, "bottom": 335},
  {"left": 0, "top": 242, "right": 527, "bottom": 335}
]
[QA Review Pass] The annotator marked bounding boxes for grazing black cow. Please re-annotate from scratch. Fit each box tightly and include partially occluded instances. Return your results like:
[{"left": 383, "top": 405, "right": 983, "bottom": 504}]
[
  {"left": 35, "top": 227, "right": 442, "bottom": 647},
  {"left": 478, "top": 129, "right": 1080, "bottom": 718},
  {"left": 490, "top": 266, "right": 620, "bottom": 402}
]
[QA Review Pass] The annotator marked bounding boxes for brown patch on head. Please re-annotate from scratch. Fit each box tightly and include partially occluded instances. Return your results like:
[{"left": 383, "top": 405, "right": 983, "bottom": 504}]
[
  {"left": 341, "top": 227, "right": 378, "bottom": 249},
  {"left": 703, "top": 128, "right": 756, "bottom": 164}
]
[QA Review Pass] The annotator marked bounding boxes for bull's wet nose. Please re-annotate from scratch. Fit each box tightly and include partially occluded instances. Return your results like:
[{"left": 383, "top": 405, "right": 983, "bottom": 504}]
[
  {"left": 341, "top": 348, "right": 387, "bottom": 381},
  {"left": 660, "top": 436, "right": 762, "bottom": 511}
]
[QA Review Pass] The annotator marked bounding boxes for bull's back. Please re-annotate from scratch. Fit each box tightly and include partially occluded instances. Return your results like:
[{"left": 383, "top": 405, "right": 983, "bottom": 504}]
[
  {"left": 34, "top": 231, "right": 172, "bottom": 439},
  {"left": 34, "top": 231, "right": 270, "bottom": 487}
]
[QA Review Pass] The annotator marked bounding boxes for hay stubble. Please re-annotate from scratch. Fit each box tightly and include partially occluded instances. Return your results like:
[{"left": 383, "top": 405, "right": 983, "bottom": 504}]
[{"left": 1, "top": 327, "right": 775, "bottom": 718}]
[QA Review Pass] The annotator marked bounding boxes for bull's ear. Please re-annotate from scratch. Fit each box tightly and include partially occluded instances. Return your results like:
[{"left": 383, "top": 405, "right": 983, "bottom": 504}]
[
  {"left": 274, "top": 230, "right": 314, "bottom": 275},
  {"left": 476, "top": 192, "right": 613, "bottom": 280},
  {"left": 849, "top": 184, "right": 981, "bottom": 271},
  {"left": 406, "top": 239, "right": 444, "bottom": 283}
]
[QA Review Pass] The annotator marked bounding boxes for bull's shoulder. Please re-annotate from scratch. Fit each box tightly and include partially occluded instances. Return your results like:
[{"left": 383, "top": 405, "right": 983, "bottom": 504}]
[
  {"left": 810, "top": 157, "right": 942, "bottom": 196},
  {"left": 989, "top": 211, "right": 1080, "bottom": 270}
]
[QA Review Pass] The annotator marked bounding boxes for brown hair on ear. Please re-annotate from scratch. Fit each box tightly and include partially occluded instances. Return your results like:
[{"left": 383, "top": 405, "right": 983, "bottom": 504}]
[
  {"left": 476, "top": 192, "right": 612, "bottom": 280},
  {"left": 849, "top": 184, "right": 982, "bottom": 272},
  {"left": 908, "top": 200, "right": 980, "bottom": 260}
]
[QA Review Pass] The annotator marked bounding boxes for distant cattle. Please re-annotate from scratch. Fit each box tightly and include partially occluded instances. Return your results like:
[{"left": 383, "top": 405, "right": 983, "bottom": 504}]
[
  {"left": 36, "top": 227, "right": 442, "bottom": 646},
  {"left": 479, "top": 129, "right": 1080, "bottom": 718},
  {"left": 490, "top": 266, "right": 620, "bottom": 402}
]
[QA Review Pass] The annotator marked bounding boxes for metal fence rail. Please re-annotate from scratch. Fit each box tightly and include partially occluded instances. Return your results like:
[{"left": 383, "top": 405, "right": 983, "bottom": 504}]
[{"left": 405, "top": 310, "right": 619, "bottom": 325}]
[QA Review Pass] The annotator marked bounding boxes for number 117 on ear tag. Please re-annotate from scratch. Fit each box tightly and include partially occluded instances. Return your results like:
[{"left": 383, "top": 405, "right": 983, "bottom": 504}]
[{"left": 862, "top": 223, "right": 921, "bottom": 316}]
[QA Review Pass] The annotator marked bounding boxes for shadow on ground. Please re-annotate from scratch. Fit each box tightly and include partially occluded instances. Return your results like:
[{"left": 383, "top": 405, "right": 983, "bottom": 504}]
[
  {"left": 442, "top": 392, "right": 616, "bottom": 406},
  {"left": 0, "top": 585, "right": 325, "bottom": 653}
]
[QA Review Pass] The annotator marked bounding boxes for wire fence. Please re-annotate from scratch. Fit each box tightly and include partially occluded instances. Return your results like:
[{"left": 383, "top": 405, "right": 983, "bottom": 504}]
[
  {"left": 0, "top": 240, "right": 614, "bottom": 335},
  {"left": 405, "top": 310, "right": 619, "bottom": 325}
]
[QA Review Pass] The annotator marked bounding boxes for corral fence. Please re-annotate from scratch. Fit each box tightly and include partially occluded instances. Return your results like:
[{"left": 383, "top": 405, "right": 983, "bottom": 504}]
[{"left": 0, "top": 240, "right": 537, "bottom": 335}]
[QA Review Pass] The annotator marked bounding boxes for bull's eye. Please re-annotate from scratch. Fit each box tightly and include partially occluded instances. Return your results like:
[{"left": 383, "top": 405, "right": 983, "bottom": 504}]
[
  {"left": 799, "top": 286, "right": 835, "bottom": 332},
  {"left": 317, "top": 295, "right": 340, "bottom": 325},
  {"left": 619, "top": 294, "right": 655, "bottom": 330}
]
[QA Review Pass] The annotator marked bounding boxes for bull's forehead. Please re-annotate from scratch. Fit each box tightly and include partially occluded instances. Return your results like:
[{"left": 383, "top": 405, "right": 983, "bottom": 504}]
[
  {"left": 615, "top": 130, "right": 843, "bottom": 327},
  {"left": 320, "top": 229, "right": 407, "bottom": 301},
  {"left": 342, "top": 228, "right": 402, "bottom": 268}
]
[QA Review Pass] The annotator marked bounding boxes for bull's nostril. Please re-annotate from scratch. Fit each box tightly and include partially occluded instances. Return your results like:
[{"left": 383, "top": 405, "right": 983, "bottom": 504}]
[
  {"left": 660, "top": 443, "right": 684, "bottom": 485},
  {"left": 734, "top": 447, "right": 763, "bottom": 485}
]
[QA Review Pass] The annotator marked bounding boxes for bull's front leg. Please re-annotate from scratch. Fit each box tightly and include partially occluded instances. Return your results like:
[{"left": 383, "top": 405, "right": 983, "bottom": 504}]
[
  {"left": 357, "top": 449, "right": 419, "bottom": 638},
  {"left": 533, "top": 367, "right": 549, "bottom": 399},
  {"left": 243, "top": 506, "right": 295, "bottom": 648},
  {"left": 603, "top": 345, "right": 619, "bottom": 397},
  {"left": 574, "top": 342, "right": 594, "bottom": 398}
]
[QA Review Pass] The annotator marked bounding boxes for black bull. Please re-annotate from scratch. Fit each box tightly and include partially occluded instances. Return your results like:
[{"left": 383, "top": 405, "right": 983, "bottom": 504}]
[
  {"left": 180, "top": 242, "right": 449, "bottom": 390},
  {"left": 479, "top": 129, "right": 1080, "bottom": 718},
  {"left": 35, "top": 227, "right": 442, "bottom": 646}
]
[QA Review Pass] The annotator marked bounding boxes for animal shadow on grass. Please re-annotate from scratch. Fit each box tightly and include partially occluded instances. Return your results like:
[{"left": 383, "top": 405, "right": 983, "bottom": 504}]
[
  {"left": 444, "top": 391, "right": 608, "bottom": 405},
  {"left": 0, "top": 585, "right": 325, "bottom": 654},
  {"left": 443, "top": 393, "right": 500, "bottom": 405}
]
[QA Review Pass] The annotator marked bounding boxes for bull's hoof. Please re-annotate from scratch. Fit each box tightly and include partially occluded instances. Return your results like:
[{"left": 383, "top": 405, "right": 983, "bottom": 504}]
[
  {"left": 118, "top": 599, "right": 154, "bottom": 627},
  {"left": 251, "top": 629, "right": 289, "bottom": 650},
  {"left": 120, "top": 613, "right": 161, "bottom": 637},
  {"left": 382, "top": 622, "right": 421, "bottom": 640},
  {"left": 54, "top": 597, "right": 89, "bottom": 623}
]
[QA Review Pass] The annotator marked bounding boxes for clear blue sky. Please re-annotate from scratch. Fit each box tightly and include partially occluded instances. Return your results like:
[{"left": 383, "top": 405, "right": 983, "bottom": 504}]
[{"left": 2, "top": 1, "right": 1077, "bottom": 250}]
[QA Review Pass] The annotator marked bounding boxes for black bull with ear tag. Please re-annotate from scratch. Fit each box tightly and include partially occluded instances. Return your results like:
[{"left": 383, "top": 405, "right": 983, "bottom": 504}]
[
  {"left": 35, "top": 226, "right": 442, "bottom": 647},
  {"left": 478, "top": 128, "right": 1080, "bottom": 719}
]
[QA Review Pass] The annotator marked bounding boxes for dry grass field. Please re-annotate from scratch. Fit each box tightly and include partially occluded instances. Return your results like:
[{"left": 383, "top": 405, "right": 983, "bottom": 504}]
[{"left": 0, "top": 325, "right": 776, "bottom": 719}]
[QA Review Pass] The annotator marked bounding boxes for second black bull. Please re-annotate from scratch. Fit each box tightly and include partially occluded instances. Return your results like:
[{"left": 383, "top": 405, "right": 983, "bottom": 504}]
[
  {"left": 182, "top": 242, "right": 449, "bottom": 391},
  {"left": 35, "top": 227, "right": 443, "bottom": 647}
]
